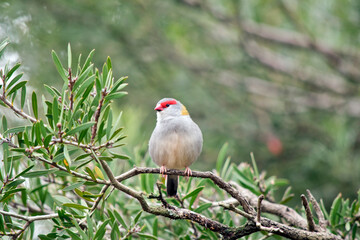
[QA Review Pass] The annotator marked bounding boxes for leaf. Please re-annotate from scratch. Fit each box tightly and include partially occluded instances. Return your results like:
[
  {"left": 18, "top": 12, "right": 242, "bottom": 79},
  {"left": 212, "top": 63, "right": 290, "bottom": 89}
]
[
  {"left": 94, "top": 166, "right": 104, "bottom": 180},
  {"left": 250, "top": 152, "right": 259, "bottom": 178},
  {"left": 73, "top": 64, "right": 93, "bottom": 91},
  {"left": 0, "top": 38, "right": 9, "bottom": 57},
  {"left": 86, "top": 214, "right": 94, "bottom": 239},
  {"left": 136, "top": 233, "right": 157, "bottom": 240},
  {"left": 10, "top": 163, "right": 30, "bottom": 178},
  {"left": 74, "top": 75, "right": 95, "bottom": 99},
  {"left": 183, "top": 186, "right": 204, "bottom": 201},
  {"left": 67, "top": 43, "right": 72, "bottom": 69},
  {"left": 32, "top": 91, "right": 38, "bottom": 119},
  {"left": 22, "top": 169, "right": 58, "bottom": 178},
  {"left": 64, "top": 122, "right": 95, "bottom": 137},
  {"left": 85, "top": 167, "right": 97, "bottom": 181},
  {"left": 2, "top": 116, "right": 7, "bottom": 132},
  {"left": 65, "top": 229, "right": 82, "bottom": 240},
  {"left": 20, "top": 86, "right": 26, "bottom": 110},
  {"left": 75, "top": 153, "right": 91, "bottom": 161},
  {"left": 6, "top": 62, "right": 21, "bottom": 80},
  {"left": 194, "top": 203, "right": 212, "bottom": 213},
  {"left": 6, "top": 73, "right": 23, "bottom": 91},
  {"left": 52, "top": 97, "right": 59, "bottom": 125},
  {"left": 134, "top": 210, "right": 142, "bottom": 224},
  {"left": 105, "top": 92, "right": 127, "bottom": 101},
  {"left": 94, "top": 219, "right": 110, "bottom": 240},
  {"left": 329, "top": 193, "right": 342, "bottom": 226},
  {"left": 4, "top": 126, "right": 27, "bottom": 135},
  {"left": 44, "top": 84, "right": 60, "bottom": 97},
  {"left": 113, "top": 210, "right": 128, "bottom": 230},
  {"left": 82, "top": 49, "right": 95, "bottom": 73},
  {"left": 62, "top": 203, "right": 90, "bottom": 210},
  {"left": 51, "top": 50, "right": 67, "bottom": 82},
  {"left": 6, "top": 81, "right": 27, "bottom": 96},
  {"left": 62, "top": 181, "right": 86, "bottom": 191},
  {"left": 216, "top": 142, "right": 228, "bottom": 174},
  {"left": 4, "top": 179, "right": 25, "bottom": 190}
]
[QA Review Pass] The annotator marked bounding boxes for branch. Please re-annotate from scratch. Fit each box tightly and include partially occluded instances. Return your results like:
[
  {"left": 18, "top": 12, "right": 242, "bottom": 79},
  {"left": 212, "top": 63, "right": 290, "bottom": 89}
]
[
  {"left": 301, "top": 194, "right": 316, "bottom": 231},
  {"left": 0, "top": 95, "right": 37, "bottom": 123},
  {"left": 0, "top": 209, "right": 58, "bottom": 238},
  {"left": 115, "top": 167, "right": 255, "bottom": 214},
  {"left": 306, "top": 189, "right": 327, "bottom": 230}
]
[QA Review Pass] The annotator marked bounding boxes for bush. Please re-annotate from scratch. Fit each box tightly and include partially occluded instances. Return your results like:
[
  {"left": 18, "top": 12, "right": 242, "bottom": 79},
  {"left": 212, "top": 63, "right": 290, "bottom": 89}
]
[{"left": 0, "top": 40, "right": 358, "bottom": 239}]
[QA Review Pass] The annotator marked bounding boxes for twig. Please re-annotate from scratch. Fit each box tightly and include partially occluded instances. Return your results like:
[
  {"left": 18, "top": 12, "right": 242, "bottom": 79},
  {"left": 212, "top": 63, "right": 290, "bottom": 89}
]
[
  {"left": 306, "top": 189, "right": 327, "bottom": 231},
  {"left": 91, "top": 88, "right": 107, "bottom": 144},
  {"left": 0, "top": 95, "right": 37, "bottom": 123},
  {"left": 301, "top": 194, "right": 316, "bottom": 232},
  {"left": 257, "top": 194, "right": 265, "bottom": 224},
  {"left": 0, "top": 209, "right": 58, "bottom": 239},
  {"left": 115, "top": 167, "right": 255, "bottom": 214}
]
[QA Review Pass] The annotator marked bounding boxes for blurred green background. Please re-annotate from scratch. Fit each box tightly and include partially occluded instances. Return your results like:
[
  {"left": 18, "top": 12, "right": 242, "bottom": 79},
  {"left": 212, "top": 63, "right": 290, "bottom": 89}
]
[{"left": 1, "top": 0, "right": 360, "bottom": 206}]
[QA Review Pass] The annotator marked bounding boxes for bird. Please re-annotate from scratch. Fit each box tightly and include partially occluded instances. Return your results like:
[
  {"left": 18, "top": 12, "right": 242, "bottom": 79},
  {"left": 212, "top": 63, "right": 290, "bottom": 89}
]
[{"left": 149, "top": 98, "right": 203, "bottom": 196}]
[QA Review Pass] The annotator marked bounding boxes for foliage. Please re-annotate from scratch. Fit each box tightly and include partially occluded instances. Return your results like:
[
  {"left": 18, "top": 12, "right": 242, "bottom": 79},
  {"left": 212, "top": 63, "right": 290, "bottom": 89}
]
[
  {"left": 1, "top": 0, "right": 360, "bottom": 206},
  {"left": 0, "top": 41, "right": 359, "bottom": 239}
]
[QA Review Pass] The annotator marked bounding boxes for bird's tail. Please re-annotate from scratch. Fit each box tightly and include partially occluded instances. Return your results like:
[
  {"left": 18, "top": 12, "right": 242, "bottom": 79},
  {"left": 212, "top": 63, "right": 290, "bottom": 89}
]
[{"left": 166, "top": 175, "right": 178, "bottom": 196}]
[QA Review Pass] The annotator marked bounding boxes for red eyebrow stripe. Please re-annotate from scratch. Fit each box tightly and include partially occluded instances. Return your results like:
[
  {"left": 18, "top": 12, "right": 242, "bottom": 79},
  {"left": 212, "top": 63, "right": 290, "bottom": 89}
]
[{"left": 160, "top": 100, "right": 177, "bottom": 108}]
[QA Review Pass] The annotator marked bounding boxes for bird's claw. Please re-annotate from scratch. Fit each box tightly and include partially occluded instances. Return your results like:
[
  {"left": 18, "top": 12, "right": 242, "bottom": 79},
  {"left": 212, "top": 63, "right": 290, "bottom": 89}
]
[
  {"left": 160, "top": 166, "right": 167, "bottom": 179},
  {"left": 184, "top": 167, "right": 192, "bottom": 177}
]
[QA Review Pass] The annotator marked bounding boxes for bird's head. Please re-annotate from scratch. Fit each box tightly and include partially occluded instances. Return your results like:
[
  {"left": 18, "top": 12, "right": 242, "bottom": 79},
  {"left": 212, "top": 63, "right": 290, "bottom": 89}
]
[{"left": 154, "top": 98, "right": 189, "bottom": 119}]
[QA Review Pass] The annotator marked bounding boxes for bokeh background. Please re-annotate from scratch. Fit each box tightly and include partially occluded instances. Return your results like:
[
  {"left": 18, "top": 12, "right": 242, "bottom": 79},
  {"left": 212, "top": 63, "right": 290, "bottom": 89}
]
[{"left": 1, "top": 0, "right": 360, "bottom": 207}]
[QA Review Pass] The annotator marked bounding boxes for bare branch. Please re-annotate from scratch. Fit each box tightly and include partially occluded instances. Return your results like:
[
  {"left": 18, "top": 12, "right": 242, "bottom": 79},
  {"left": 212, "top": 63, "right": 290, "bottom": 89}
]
[
  {"left": 301, "top": 194, "right": 316, "bottom": 231},
  {"left": 306, "top": 189, "right": 327, "bottom": 231}
]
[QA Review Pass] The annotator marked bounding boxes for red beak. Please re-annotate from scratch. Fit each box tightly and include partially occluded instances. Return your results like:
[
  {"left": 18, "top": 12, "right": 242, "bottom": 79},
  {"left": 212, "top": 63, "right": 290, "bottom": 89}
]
[{"left": 154, "top": 104, "right": 163, "bottom": 111}]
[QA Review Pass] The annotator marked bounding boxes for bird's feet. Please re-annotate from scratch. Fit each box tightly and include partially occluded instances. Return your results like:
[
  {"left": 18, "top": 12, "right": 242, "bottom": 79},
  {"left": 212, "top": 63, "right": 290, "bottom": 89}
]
[
  {"left": 160, "top": 165, "right": 167, "bottom": 178},
  {"left": 184, "top": 167, "right": 192, "bottom": 178}
]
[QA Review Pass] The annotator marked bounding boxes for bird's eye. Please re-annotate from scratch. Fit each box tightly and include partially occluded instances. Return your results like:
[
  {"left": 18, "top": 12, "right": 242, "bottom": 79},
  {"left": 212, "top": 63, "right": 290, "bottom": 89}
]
[{"left": 166, "top": 104, "right": 170, "bottom": 107}]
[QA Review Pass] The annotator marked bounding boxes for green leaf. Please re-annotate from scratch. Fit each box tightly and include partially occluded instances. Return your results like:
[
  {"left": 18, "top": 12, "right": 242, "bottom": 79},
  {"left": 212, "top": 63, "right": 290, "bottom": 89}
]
[
  {"left": 65, "top": 229, "right": 81, "bottom": 240},
  {"left": 6, "top": 62, "right": 21, "bottom": 80},
  {"left": 75, "top": 153, "right": 91, "bottom": 161},
  {"left": 73, "top": 64, "right": 93, "bottom": 90},
  {"left": 85, "top": 167, "right": 97, "bottom": 181},
  {"left": 329, "top": 193, "right": 342, "bottom": 226},
  {"left": 67, "top": 43, "right": 72, "bottom": 69},
  {"left": 216, "top": 142, "right": 228, "bottom": 174},
  {"left": 20, "top": 86, "right": 26, "bottom": 110},
  {"left": 183, "top": 186, "right": 204, "bottom": 200},
  {"left": 105, "top": 92, "right": 127, "bottom": 102},
  {"left": 14, "top": 165, "right": 34, "bottom": 178},
  {"left": 2, "top": 116, "right": 7, "bottom": 132},
  {"left": 152, "top": 217, "right": 158, "bottom": 237},
  {"left": 62, "top": 203, "right": 90, "bottom": 210},
  {"left": 6, "top": 73, "right": 23, "bottom": 91},
  {"left": 94, "top": 219, "right": 110, "bottom": 240},
  {"left": 32, "top": 91, "right": 38, "bottom": 119},
  {"left": 6, "top": 81, "right": 27, "bottom": 96},
  {"left": 44, "top": 84, "right": 61, "bottom": 98},
  {"left": 4, "top": 126, "right": 27, "bottom": 135},
  {"left": 22, "top": 169, "right": 58, "bottom": 178},
  {"left": 0, "top": 38, "right": 9, "bottom": 57},
  {"left": 63, "top": 181, "right": 86, "bottom": 191},
  {"left": 136, "top": 233, "right": 157, "bottom": 240},
  {"left": 250, "top": 152, "right": 259, "bottom": 178},
  {"left": 134, "top": 210, "right": 142, "bottom": 224},
  {"left": 64, "top": 121, "right": 95, "bottom": 137},
  {"left": 113, "top": 210, "right": 128, "bottom": 230},
  {"left": 86, "top": 214, "right": 94, "bottom": 239},
  {"left": 74, "top": 75, "right": 95, "bottom": 99},
  {"left": 52, "top": 97, "right": 59, "bottom": 126},
  {"left": 4, "top": 179, "right": 25, "bottom": 190},
  {"left": 194, "top": 203, "right": 212, "bottom": 213},
  {"left": 82, "top": 49, "right": 95, "bottom": 73},
  {"left": 0, "top": 214, "right": 5, "bottom": 233},
  {"left": 51, "top": 50, "right": 68, "bottom": 82}
]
